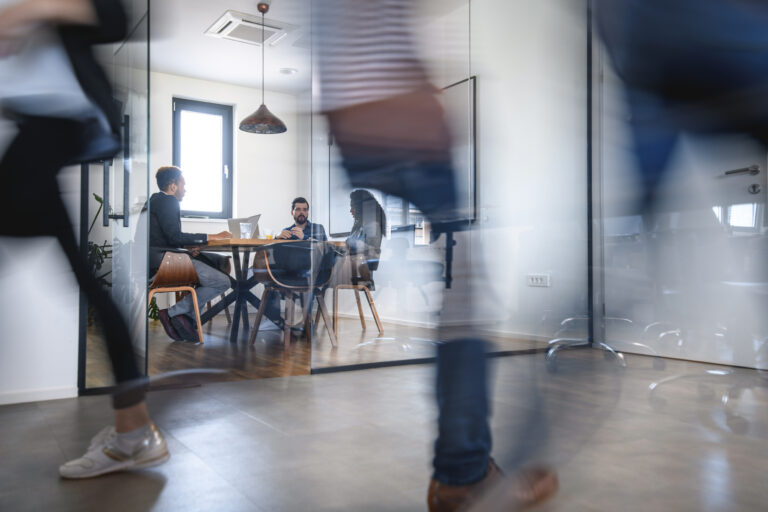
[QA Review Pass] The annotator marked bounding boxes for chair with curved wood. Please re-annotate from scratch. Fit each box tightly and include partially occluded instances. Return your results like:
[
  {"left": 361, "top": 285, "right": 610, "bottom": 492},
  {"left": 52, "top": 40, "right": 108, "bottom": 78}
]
[
  {"left": 331, "top": 255, "right": 384, "bottom": 338},
  {"left": 148, "top": 251, "right": 204, "bottom": 343},
  {"left": 175, "top": 254, "right": 233, "bottom": 328},
  {"left": 249, "top": 241, "right": 338, "bottom": 348}
]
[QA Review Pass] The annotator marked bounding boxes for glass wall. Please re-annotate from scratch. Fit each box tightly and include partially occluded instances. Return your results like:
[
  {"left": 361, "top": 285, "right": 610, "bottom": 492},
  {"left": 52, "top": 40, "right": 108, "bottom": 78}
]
[
  {"left": 82, "top": 1, "right": 150, "bottom": 389},
  {"left": 310, "top": 0, "right": 591, "bottom": 371},
  {"left": 597, "top": 42, "right": 768, "bottom": 370}
]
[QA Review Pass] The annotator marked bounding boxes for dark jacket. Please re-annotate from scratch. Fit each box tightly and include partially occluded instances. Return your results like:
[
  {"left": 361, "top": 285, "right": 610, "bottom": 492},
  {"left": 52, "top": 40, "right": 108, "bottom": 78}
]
[
  {"left": 282, "top": 221, "right": 328, "bottom": 241},
  {"left": 59, "top": 0, "right": 127, "bottom": 137},
  {"left": 149, "top": 192, "right": 208, "bottom": 273}
]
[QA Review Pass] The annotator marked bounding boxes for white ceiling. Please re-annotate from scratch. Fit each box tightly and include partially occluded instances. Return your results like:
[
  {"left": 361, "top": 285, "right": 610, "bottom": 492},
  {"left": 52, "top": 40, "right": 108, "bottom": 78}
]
[
  {"left": 149, "top": 0, "right": 470, "bottom": 96},
  {"left": 150, "top": 0, "right": 312, "bottom": 94}
]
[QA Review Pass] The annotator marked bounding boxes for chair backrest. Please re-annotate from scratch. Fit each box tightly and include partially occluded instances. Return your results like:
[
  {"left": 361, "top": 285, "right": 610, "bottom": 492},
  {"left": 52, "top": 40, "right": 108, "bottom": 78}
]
[
  {"left": 266, "top": 240, "right": 338, "bottom": 289},
  {"left": 149, "top": 251, "right": 199, "bottom": 289}
]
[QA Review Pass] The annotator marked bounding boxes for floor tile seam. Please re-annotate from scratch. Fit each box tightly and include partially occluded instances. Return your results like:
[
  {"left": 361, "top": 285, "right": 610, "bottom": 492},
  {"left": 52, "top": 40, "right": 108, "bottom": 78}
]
[
  {"left": 232, "top": 407, "right": 290, "bottom": 436},
  {"left": 162, "top": 438, "right": 272, "bottom": 511}
]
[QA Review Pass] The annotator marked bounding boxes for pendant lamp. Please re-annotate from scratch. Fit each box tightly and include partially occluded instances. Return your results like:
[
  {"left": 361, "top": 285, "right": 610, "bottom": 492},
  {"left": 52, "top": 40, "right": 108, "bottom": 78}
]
[{"left": 239, "top": 1, "right": 287, "bottom": 134}]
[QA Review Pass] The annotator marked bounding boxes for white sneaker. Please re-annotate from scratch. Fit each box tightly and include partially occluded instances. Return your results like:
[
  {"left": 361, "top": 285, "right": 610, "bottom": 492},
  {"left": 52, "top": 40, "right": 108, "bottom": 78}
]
[{"left": 59, "top": 423, "right": 170, "bottom": 479}]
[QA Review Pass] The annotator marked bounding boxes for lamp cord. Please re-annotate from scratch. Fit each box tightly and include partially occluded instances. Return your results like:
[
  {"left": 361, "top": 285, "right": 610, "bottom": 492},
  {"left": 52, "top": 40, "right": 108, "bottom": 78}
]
[{"left": 261, "top": 12, "right": 265, "bottom": 105}]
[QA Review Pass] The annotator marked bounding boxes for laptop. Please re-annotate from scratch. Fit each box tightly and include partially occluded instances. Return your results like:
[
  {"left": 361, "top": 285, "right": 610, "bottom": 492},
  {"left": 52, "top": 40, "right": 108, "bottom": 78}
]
[{"left": 228, "top": 214, "right": 261, "bottom": 239}]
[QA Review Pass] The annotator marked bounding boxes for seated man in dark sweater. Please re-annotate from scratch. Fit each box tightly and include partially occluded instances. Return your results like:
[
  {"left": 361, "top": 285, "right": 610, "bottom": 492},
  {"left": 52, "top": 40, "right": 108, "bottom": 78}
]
[{"left": 150, "top": 166, "right": 231, "bottom": 340}]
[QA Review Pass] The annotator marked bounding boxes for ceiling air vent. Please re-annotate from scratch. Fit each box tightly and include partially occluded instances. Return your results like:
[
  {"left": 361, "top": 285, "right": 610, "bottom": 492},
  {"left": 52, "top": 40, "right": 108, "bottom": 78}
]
[{"left": 205, "top": 10, "right": 296, "bottom": 46}]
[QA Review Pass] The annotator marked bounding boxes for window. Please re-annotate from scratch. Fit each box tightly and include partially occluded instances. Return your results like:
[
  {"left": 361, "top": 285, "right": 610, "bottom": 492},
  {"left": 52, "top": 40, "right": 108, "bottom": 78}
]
[
  {"left": 172, "top": 98, "right": 233, "bottom": 218},
  {"left": 728, "top": 203, "right": 759, "bottom": 230}
]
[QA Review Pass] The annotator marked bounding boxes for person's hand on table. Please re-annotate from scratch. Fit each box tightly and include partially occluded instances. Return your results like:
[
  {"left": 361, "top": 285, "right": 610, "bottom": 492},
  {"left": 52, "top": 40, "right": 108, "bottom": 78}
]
[
  {"left": 290, "top": 227, "right": 304, "bottom": 239},
  {"left": 277, "top": 229, "right": 293, "bottom": 240},
  {"left": 208, "top": 231, "right": 231, "bottom": 241}
]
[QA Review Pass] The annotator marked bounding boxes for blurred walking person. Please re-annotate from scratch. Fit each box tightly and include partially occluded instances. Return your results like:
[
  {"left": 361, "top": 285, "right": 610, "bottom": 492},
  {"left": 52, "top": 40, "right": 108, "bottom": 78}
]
[
  {"left": 314, "top": 0, "right": 558, "bottom": 509},
  {"left": 0, "top": 0, "right": 168, "bottom": 478},
  {"left": 596, "top": 0, "right": 768, "bottom": 209}
]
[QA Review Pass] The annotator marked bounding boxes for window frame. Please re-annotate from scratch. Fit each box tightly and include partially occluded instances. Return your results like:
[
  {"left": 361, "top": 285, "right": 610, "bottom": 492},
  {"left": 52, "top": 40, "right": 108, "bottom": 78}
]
[{"left": 172, "top": 97, "right": 234, "bottom": 219}]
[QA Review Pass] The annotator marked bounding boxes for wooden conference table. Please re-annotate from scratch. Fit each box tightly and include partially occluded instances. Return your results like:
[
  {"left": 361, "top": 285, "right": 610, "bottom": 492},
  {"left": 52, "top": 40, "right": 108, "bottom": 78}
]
[{"left": 199, "top": 238, "right": 345, "bottom": 343}]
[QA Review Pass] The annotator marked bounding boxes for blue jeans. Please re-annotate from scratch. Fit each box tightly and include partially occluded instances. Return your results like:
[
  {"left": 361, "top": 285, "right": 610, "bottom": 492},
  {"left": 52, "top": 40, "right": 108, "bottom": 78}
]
[
  {"left": 341, "top": 149, "right": 491, "bottom": 485},
  {"left": 169, "top": 259, "right": 231, "bottom": 318}
]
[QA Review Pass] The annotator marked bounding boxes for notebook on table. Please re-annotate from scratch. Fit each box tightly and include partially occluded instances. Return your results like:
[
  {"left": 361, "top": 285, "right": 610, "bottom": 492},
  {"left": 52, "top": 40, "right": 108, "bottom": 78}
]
[{"left": 227, "top": 214, "right": 261, "bottom": 239}]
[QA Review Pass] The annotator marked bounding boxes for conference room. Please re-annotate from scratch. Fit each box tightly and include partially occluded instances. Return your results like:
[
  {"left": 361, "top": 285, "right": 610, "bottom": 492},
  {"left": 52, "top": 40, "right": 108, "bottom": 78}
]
[{"left": 74, "top": 0, "right": 557, "bottom": 390}]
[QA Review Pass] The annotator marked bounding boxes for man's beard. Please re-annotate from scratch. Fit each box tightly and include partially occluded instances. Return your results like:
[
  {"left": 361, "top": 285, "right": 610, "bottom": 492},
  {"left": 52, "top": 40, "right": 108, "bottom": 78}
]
[{"left": 295, "top": 214, "right": 307, "bottom": 224}]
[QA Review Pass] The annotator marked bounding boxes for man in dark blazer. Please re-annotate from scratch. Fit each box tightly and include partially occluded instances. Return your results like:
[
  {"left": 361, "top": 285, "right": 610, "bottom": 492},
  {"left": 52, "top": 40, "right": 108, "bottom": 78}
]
[{"left": 149, "top": 166, "right": 231, "bottom": 340}]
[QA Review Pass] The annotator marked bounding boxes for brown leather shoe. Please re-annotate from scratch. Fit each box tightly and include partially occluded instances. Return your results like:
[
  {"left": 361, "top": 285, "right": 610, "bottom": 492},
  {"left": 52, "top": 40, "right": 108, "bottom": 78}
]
[
  {"left": 427, "top": 461, "right": 558, "bottom": 512},
  {"left": 428, "top": 460, "right": 503, "bottom": 512}
]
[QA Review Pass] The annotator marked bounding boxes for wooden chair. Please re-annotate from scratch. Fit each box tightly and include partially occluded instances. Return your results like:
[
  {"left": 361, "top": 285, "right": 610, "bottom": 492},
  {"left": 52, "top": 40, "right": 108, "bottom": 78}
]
[
  {"left": 330, "top": 254, "right": 384, "bottom": 338},
  {"left": 176, "top": 255, "right": 233, "bottom": 330},
  {"left": 148, "top": 251, "right": 204, "bottom": 343},
  {"left": 249, "top": 241, "right": 338, "bottom": 348}
]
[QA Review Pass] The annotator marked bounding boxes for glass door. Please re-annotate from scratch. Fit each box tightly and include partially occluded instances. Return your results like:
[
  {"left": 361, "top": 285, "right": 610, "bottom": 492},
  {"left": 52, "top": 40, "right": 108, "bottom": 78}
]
[
  {"left": 80, "top": 2, "right": 150, "bottom": 391},
  {"left": 596, "top": 38, "right": 768, "bottom": 369}
]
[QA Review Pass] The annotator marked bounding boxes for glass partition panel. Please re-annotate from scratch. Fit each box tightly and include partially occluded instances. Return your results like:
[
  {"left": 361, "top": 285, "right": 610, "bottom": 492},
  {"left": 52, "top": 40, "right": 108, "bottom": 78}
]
[
  {"left": 82, "top": 4, "right": 150, "bottom": 389},
  {"left": 598, "top": 47, "right": 768, "bottom": 370},
  {"left": 310, "top": 0, "right": 590, "bottom": 371}
]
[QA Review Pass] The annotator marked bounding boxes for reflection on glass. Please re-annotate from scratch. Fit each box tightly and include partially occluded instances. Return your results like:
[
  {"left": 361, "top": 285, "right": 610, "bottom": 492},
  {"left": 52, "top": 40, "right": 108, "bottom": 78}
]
[
  {"left": 179, "top": 110, "right": 223, "bottom": 213},
  {"left": 728, "top": 203, "right": 757, "bottom": 229},
  {"left": 712, "top": 206, "right": 724, "bottom": 224}
]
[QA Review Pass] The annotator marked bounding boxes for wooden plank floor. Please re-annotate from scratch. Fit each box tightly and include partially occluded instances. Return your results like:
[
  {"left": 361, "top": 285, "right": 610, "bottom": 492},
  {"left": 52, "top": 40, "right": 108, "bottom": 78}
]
[
  {"left": 85, "top": 315, "right": 312, "bottom": 389},
  {"left": 85, "top": 314, "right": 545, "bottom": 388},
  {"left": 310, "top": 316, "right": 544, "bottom": 369}
]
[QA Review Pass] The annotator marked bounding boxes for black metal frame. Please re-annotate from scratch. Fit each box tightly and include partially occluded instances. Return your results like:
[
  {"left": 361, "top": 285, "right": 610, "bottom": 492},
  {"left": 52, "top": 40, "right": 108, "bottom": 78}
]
[
  {"left": 197, "top": 245, "right": 263, "bottom": 343},
  {"left": 587, "top": 0, "right": 595, "bottom": 347},
  {"left": 77, "top": 164, "right": 89, "bottom": 393},
  {"left": 172, "top": 97, "right": 234, "bottom": 219}
]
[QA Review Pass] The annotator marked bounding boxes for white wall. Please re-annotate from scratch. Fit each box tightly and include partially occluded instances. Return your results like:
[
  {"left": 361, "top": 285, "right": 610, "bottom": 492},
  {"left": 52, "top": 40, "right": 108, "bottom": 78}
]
[
  {"left": 149, "top": 71, "right": 306, "bottom": 237},
  {"left": 316, "top": 0, "right": 590, "bottom": 340},
  {"left": 467, "top": 0, "right": 589, "bottom": 338}
]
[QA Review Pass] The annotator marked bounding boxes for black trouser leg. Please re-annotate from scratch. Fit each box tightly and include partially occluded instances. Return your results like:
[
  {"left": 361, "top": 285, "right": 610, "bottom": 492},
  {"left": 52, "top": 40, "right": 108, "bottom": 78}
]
[{"left": 0, "top": 117, "right": 145, "bottom": 409}]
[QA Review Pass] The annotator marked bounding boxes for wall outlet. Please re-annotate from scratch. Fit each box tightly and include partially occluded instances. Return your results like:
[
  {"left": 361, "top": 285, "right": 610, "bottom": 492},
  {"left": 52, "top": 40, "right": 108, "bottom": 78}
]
[{"left": 527, "top": 273, "right": 551, "bottom": 287}]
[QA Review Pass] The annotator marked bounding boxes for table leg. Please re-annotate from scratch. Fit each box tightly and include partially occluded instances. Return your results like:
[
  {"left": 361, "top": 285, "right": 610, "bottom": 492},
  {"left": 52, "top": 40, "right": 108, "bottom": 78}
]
[
  {"left": 230, "top": 299, "right": 241, "bottom": 342},
  {"left": 241, "top": 297, "right": 249, "bottom": 333},
  {"left": 240, "top": 248, "right": 252, "bottom": 337},
  {"left": 229, "top": 246, "right": 245, "bottom": 343}
]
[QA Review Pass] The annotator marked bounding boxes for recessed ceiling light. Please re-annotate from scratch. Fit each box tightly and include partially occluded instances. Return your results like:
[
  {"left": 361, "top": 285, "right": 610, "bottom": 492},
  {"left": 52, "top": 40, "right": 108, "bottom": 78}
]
[{"left": 280, "top": 67, "right": 298, "bottom": 75}]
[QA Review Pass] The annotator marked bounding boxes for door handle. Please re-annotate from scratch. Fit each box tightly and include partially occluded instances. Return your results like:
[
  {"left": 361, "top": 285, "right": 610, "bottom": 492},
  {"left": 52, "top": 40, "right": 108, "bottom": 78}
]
[
  {"left": 102, "top": 160, "right": 112, "bottom": 227},
  {"left": 121, "top": 114, "right": 130, "bottom": 228},
  {"left": 724, "top": 165, "right": 760, "bottom": 177},
  {"left": 102, "top": 114, "right": 131, "bottom": 227}
]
